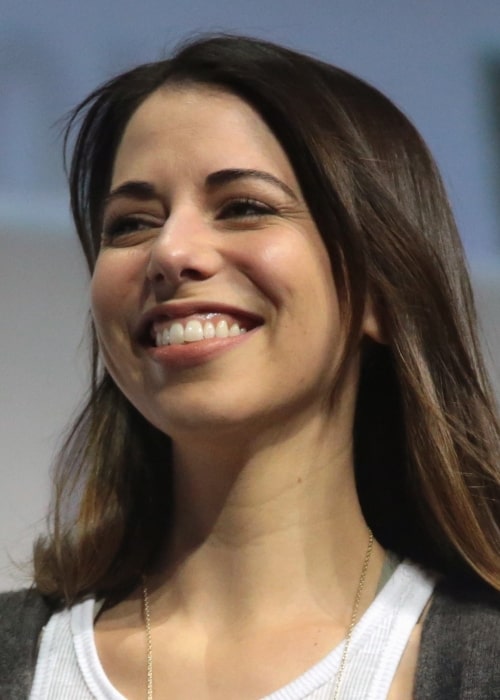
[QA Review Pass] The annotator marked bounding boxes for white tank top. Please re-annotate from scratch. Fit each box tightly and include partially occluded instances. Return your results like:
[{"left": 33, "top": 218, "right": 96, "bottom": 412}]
[{"left": 29, "top": 559, "right": 435, "bottom": 700}]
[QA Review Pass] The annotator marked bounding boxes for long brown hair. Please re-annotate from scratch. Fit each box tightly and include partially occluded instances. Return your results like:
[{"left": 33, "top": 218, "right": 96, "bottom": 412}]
[{"left": 34, "top": 34, "right": 500, "bottom": 603}]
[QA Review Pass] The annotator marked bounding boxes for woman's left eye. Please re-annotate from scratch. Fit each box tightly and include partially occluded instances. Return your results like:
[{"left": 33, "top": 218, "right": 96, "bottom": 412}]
[{"left": 217, "top": 199, "right": 276, "bottom": 220}]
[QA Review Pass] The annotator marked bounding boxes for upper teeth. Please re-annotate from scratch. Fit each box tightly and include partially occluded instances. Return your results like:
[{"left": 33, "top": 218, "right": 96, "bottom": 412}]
[{"left": 155, "top": 319, "right": 247, "bottom": 347}]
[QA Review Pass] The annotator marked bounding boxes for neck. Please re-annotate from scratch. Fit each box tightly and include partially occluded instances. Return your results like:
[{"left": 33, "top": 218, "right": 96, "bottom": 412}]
[{"left": 147, "top": 411, "right": 384, "bottom": 631}]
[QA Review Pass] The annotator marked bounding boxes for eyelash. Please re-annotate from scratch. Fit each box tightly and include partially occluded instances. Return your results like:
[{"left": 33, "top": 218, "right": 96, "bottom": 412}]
[
  {"left": 102, "top": 198, "right": 276, "bottom": 241},
  {"left": 102, "top": 215, "right": 158, "bottom": 239},
  {"left": 217, "top": 198, "right": 276, "bottom": 219}
]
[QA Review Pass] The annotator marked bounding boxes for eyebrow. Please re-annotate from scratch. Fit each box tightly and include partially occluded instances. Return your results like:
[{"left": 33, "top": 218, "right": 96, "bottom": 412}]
[
  {"left": 104, "top": 168, "right": 299, "bottom": 207},
  {"left": 104, "top": 180, "right": 158, "bottom": 206},
  {"left": 205, "top": 169, "right": 298, "bottom": 201}
]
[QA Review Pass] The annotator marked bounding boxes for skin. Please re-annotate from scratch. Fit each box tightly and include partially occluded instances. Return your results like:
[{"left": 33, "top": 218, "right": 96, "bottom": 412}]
[{"left": 91, "top": 86, "right": 417, "bottom": 699}]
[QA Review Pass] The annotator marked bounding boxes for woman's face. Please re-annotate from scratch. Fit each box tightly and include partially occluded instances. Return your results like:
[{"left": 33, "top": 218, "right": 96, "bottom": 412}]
[{"left": 91, "top": 86, "right": 371, "bottom": 439}]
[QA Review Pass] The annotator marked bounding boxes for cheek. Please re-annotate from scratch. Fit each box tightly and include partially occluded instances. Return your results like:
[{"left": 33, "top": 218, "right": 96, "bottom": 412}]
[
  {"left": 90, "top": 251, "right": 141, "bottom": 327},
  {"left": 90, "top": 260, "right": 143, "bottom": 391},
  {"left": 90, "top": 266, "right": 124, "bottom": 365},
  {"left": 90, "top": 281, "right": 120, "bottom": 348},
  {"left": 90, "top": 265, "right": 112, "bottom": 326},
  {"left": 235, "top": 232, "right": 334, "bottom": 309},
  {"left": 252, "top": 234, "right": 338, "bottom": 318}
]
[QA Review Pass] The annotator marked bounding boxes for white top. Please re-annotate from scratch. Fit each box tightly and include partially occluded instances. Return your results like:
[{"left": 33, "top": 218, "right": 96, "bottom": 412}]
[{"left": 29, "top": 559, "right": 435, "bottom": 700}]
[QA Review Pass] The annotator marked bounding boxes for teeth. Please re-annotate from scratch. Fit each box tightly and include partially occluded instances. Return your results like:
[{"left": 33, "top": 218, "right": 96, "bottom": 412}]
[
  {"left": 215, "top": 320, "right": 229, "bottom": 338},
  {"left": 203, "top": 321, "right": 215, "bottom": 339},
  {"left": 154, "top": 318, "right": 248, "bottom": 346},
  {"left": 184, "top": 320, "right": 204, "bottom": 343},
  {"left": 169, "top": 322, "right": 184, "bottom": 345}
]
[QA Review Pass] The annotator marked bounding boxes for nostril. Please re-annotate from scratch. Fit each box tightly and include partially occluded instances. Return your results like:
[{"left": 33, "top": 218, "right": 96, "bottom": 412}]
[
  {"left": 146, "top": 242, "right": 222, "bottom": 291},
  {"left": 152, "top": 271, "right": 165, "bottom": 283},
  {"left": 180, "top": 268, "right": 207, "bottom": 281}
]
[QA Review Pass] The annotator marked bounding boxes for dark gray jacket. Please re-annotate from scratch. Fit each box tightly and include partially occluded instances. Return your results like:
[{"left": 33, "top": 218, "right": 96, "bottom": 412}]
[{"left": 1, "top": 578, "right": 499, "bottom": 699}]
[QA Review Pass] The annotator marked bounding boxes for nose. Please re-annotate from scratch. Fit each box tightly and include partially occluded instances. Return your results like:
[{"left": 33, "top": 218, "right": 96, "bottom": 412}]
[{"left": 146, "top": 210, "right": 223, "bottom": 299}]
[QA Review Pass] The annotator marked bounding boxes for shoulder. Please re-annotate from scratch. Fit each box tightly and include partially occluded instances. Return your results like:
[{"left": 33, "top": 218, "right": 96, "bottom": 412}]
[
  {"left": 415, "top": 576, "right": 500, "bottom": 699},
  {"left": 0, "top": 588, "right": 55, "bottom": 700},
  {"left": 0, "top": 587, "right": 54, "bottom": 640}
]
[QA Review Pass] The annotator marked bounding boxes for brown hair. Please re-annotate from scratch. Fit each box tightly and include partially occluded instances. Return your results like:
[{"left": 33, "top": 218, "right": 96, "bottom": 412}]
[{"left": 34, "top": 34, "right": 500, "bottom": 603}]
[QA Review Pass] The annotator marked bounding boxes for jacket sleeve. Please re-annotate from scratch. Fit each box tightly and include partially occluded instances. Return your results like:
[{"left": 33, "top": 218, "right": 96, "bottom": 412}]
[
  {"left": 414, "top": 577, "right": 500, "bottom": 699},
  {"left": 0, "top": 588, "right": 53, "bottom": 700}
]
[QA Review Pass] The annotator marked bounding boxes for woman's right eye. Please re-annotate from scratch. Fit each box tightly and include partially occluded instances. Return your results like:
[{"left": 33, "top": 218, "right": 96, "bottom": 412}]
[{"left": 102, "top": 215, "right": 159, "bottom": 241}]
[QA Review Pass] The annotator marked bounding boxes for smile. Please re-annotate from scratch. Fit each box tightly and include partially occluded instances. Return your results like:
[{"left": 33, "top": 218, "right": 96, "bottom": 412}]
[{"left": 151, "top": 315, "right": 248, "bottom": 347}]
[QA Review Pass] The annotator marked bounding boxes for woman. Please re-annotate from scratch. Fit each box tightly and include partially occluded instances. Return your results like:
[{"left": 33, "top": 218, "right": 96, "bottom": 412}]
[{"left": 1, "top": 34, "right": 499, "bottom": 699}]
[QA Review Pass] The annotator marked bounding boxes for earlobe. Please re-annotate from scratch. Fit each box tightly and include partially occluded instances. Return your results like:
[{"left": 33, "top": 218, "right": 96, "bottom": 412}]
[{"left": 362, "top": 298, "right": 387, "bottom": 344}]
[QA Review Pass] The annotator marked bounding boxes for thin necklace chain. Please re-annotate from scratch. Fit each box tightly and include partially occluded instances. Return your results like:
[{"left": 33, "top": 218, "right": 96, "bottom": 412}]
[
  {"left": 331, "top": 528, "right": 374, "bottom": 700},
  {"left": 142, "top": 529, "right": 374, "bottom": 700},
  {"left": 142, "top": 579, "right": 153, "bottom": 700}
]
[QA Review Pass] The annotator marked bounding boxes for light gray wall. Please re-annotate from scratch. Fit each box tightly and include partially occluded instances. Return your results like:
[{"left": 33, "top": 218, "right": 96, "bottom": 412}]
[
  {"left": 0, "top": 229, "right": 88, "bottom": 588},
  {"left": 1, "top": 0, "right": 500, "bottom": 590}
]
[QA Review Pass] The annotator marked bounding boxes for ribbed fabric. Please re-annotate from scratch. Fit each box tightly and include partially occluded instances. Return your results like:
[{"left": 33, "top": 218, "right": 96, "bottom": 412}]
[{"left": 29, "top": 560, "right": 435, "bottom": 700}]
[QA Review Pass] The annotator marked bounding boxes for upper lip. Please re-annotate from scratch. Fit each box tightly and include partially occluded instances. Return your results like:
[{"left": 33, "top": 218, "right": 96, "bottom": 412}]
[{"left": 135, "top": 301, "right": 264, "bottom": 343}]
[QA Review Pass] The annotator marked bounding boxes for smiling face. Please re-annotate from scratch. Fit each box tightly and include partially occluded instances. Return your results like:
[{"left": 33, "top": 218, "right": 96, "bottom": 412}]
[{"left": 91, "top": 86, "right": 365, "bottom": 441}]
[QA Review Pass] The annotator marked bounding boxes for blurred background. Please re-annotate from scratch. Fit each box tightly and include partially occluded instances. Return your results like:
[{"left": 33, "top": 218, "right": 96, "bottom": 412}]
[{"left": 1, "top": 0, "right": 499, "bottom": 590}]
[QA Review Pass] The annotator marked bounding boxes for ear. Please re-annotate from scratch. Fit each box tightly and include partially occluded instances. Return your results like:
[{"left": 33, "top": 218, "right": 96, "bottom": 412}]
[{"left": 361, "top": 296, "right": 387, "bottom": 344}]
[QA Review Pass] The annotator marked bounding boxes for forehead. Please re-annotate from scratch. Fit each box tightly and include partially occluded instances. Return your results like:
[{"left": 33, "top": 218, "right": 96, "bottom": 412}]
[{"left": 111, "top": 85, "right": 297, "bottom": 187}]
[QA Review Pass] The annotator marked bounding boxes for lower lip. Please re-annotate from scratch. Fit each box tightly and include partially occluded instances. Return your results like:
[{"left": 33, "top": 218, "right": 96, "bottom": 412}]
[{"left": 145, "top": 328, "right": 258, "bottom": 368}]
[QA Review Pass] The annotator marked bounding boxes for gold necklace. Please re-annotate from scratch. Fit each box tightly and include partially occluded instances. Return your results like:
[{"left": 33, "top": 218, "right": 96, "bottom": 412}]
[
  {"left": 142, "top": 580, "right": 154, "bottom": 700},
  {"left": 331, "top": 528, "right": 374, "bottom": 699},
  {"left": 142, "top": 529, "right": 373, "bottom": 700}
]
